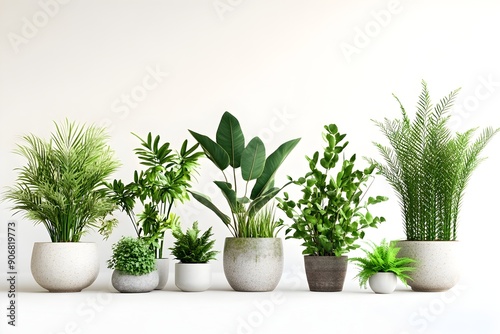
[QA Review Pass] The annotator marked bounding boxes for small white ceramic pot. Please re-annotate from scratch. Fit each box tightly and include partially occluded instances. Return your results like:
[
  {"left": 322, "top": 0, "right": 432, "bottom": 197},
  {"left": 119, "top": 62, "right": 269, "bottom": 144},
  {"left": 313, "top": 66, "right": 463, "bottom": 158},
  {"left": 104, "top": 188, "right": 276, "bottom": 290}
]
[
  {"left": 155, "top": 258, "right": 169, "bottom": 290},
  {"left": 111, "top": 270, "right": 159, "bottom": 293},
  {"left": 30, "top": 242, "right": 99, "bottom": 292},
  {"left": 175, "top": 263, "right": 212, "bottom": 292},
  {"left": 369, "top": 272, "right": 397, "bottom": 294}
]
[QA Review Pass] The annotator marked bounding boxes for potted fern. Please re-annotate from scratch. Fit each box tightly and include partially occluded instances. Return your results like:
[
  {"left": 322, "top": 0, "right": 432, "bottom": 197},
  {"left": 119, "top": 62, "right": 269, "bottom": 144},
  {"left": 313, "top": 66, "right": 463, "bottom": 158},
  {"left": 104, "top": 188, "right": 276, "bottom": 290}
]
[
  {"left": 107, "top": 236, "right": 158, "bottom": 293},
  {"left": 107, "top": 132, "right": 203, "bottom": 290},
  {"left": 369, "top": 80, "right": 499, "bottom": 291},
  {"left": 349, "top": 239, "right": 415, "bottom": 294},
  {"left": 170, "top": 221, "right": 218, "bottom": 292},
  {"left": 4, "top": 120, "right": 119, "bottom": 292},
  {"left": 188, "top": 111, "right": 300, "bottom": 291},
  {"left": 278, "top": 124, "right": 387, "bottom": 292}
]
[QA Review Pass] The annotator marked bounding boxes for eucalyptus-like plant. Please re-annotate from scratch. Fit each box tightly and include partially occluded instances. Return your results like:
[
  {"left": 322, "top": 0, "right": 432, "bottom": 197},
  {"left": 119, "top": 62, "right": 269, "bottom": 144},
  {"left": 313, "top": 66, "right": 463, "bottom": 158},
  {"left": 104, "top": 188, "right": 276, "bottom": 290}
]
[
  {"left": 278, "top": 124, "right": 387, "bottom": 256},
  {"left": 369, "top": 80, "right": 499, "bottom": 241},
  {"left": 170, "top": 221, "right": 218, "bottom": 263},
  {"left": 107, "top": 236, "right": 156, "bottom": 275},
  {"left": 4, "top": 120, "right": 119, "bottom": 242},
  {"left": 188, "top": 111, "right": 300, "bottom": 238},
  {"left": 108, "top": 133, "right": 203, "bottom": 258},
  {"left": 349, "top": 239, "right": 415, "bottom": 289}
]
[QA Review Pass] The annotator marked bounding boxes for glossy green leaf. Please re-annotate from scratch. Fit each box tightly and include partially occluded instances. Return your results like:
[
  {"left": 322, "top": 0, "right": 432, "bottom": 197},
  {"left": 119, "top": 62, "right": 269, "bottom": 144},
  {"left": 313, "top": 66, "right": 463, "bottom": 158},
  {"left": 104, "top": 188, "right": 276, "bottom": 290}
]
[
  {"left": 241, "top": 136, "right": 266, "bottom": 181},
  {"left": 189, "top": 130, "right": 230, "bottom": 170},
  {"left": 216, "top": 111, "right": 245, "bottom": 168}
]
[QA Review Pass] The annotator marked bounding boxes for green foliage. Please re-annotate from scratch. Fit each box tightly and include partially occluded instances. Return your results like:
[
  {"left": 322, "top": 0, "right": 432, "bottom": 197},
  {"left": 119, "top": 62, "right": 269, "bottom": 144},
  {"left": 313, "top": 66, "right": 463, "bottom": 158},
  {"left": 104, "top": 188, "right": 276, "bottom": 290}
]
[
  {"left": 107, "top": 236, "right": 156, "bottom": 275},
  {"left": 4, "top": 120, "right": 120, "bottom": 242},
  {"left": 369, "top": 80, "right": 499, "bottom": 241},
  {"left": 188, "top": 111, "right": 301, "bottom": 237},
  {"left": 349, "top": 239, "right": 416, "bottom": 289},
  {"left": 170, "top": 222, "right": 218, "bottom": 263},
  {"left": 107, "top": 133, "right": 203, "bottom": 258},
  {"left": 278, "top": 124, "right": 387, "bottom": 256},
  {"left": 238, "top": 204, "right": 284, "bottom": 238}
]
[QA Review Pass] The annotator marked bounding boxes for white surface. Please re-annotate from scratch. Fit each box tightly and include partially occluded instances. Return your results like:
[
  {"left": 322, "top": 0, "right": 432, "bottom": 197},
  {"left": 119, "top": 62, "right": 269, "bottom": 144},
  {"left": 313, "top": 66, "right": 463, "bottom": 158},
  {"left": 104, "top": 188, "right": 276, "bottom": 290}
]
[{"left": 1, "top": 0, "right": 500, "bottom": 333}]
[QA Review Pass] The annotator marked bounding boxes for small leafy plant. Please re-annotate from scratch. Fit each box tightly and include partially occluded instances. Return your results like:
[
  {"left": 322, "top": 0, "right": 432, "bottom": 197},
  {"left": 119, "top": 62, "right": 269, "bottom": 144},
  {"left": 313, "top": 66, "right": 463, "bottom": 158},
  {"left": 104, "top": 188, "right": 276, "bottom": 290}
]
[
  {"left": 170, "top": 222, "right": 218, "bottom": 263},
  {"left": 107, "top": 237, "right": 156, "bottom": 276},
  {"left": 108, "top": 133, "right": 203, "bottom": 258},
  {"left": 349, "top": 239, "right": 416, "bottom": 289},
  {"left": 4, "top": 120, "right": 120, "bottom": 242},
  {"left": 278, "top": 124, "right": 387, "bottom": 256},
  {"left": 369, "top": 80, "right": 499, "bottom": 241},
  {"left": 188, "top": 111, "right": 300, "bottom": 238}
]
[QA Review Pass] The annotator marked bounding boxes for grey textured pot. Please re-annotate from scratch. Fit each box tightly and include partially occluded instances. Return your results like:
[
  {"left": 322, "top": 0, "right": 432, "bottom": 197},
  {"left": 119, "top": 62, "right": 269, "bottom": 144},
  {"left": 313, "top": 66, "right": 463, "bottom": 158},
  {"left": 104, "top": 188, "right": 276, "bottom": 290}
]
[
  {"left": 111, "top": 270, "right": 159, "bottom": 293},
  {"left": 304, "top": 255, "right": 348, "bottom": 292},
  {"left": 31, "top": 242, "right": 99, "bottom": 292},
  {"left": 396, "top": 240, "right": 460, "bottom": 292},
  {"left": 223, "top": 237, "right": 283, "bottom": 292}
]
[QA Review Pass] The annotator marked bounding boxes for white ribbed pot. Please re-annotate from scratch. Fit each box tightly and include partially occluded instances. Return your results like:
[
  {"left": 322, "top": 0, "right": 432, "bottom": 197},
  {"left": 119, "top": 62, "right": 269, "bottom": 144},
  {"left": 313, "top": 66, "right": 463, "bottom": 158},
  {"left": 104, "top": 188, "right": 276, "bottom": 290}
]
[
  {"left": 223, "top": 238, "right": 283, "bottom": 292},
  {"left": 154, "top": 258, "right": 169, "bottom": 290},
  {"left": 369, "top": 272, "right": 397, "bottom": 294},
  {"left": 111, "top": 270, "right": 159, "bottom": 293},
  {"left": 396, "top": 240, "right": 460, "bottom": 292},
  {"left": 31, "top": 242, "right": 99, "bottom": 292},
  {"left": 175, "top": 263, "right": 212, "bottom": 292}
]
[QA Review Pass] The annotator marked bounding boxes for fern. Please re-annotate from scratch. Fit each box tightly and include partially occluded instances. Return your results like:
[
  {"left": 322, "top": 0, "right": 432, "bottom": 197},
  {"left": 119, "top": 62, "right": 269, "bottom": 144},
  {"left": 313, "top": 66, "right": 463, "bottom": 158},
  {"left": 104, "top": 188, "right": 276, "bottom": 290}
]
[
  {"left": 170, "top": 222, "right": 218, "bottom": 263},
  {"left": 369, "top": 81, "right": 499, "bottom": 241},
  {"left": 349, "top": 239, "right": 415, "bottom": 289}
]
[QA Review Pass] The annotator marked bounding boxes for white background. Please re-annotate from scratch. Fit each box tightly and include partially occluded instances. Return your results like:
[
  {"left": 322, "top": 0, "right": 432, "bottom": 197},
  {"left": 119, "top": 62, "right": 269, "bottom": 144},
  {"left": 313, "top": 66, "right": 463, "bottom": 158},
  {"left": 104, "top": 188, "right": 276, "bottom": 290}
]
[{"left": 1, "top": 0, "right": 499, "bottom": 333}]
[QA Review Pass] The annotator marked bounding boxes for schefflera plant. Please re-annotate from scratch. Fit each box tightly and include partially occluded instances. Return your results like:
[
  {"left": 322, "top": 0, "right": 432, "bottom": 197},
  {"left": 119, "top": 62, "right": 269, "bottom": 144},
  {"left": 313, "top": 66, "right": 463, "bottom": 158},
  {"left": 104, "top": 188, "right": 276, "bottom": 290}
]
[{"left": 188, "top": 111, "right": 301, "bottom": 237}]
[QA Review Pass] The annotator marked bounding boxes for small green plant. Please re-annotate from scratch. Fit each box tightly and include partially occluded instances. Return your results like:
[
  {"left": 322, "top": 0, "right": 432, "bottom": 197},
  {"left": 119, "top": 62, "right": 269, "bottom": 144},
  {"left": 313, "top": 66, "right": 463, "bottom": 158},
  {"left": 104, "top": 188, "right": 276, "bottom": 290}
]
[
  {"left": 188, "top": 111, "right": 300, "bottom": 238},
  {"left": 107, "top": 236, "right": 156, "bottom": 276},
  {"left": 4, "top": 120, "right": 120, "bottom": 242},
  {"left": 369, "top": 80, "right": 499, "bottom": 241},
  {"left": 238, "top": 204, "right": 284, "bottom": 238},
  {"left": 170, "top": 222, "right": 218, "bottom": 263},
  {"left": 349, "top": 239, "right": 416, "bottom": 289},
  {"left": 278, "top": 124, "right": 387, "bottom": 256},
  {"left": 108, "top": 133, "right": 203, "bottom": 258}
]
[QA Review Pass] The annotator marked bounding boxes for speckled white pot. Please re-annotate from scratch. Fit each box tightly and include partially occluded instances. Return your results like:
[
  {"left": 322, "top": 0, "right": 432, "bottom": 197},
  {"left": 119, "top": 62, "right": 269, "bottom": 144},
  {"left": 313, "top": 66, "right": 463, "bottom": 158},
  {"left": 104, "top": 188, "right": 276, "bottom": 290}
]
[
  {"left": 396, "top": 240, "right": 460, "bottom": 292},
  {"left": 175, "top": 263, "right": 212, "bottom": 292},
  {"left": 369, "top": 272, "right": 397, "bottom": 294},
  {"left": 111, "top": 270, "right": 159, "bottom": 293},
  {"left": 31, "top": 242, "right": 99, "bottom": 292},
  {"left": 223, "top": 237, "right": 283, "bottom": 292},
  {"left": 154, "top": 258, "right": 169, "bottom": 290}
]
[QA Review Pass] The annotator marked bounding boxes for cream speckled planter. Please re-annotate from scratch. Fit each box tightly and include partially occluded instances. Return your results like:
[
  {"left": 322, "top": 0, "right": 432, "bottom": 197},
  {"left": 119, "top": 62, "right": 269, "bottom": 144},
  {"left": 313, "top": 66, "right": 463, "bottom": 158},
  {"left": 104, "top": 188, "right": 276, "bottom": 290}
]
[
  {"left": 111, "top": 270, "right": 159, "bottom": 293},
  {"left": 223, "top": 238, "right": 283, "bottom": 292},
  {"left": 31, "top": 242, "right": 99, "bottom": 292},
  {"left": 154, "top": 258, "right": 169, "bottom": 290},
  {"left": 369, "top": 272, "right": 397, "bottom": 294},
  {"left": 396, "top": 240, "right": 460, "bottom": 292}
]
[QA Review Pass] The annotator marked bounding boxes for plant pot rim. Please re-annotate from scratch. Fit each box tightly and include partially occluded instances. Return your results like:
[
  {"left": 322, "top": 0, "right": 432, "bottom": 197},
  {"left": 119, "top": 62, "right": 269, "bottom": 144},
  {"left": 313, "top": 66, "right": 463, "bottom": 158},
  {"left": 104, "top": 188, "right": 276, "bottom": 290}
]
[
  {"left": 373, "top": 271, "right": 397, "bottom": 275},
  {"left": 304, "top": 255, "right": 348, "bottom": 258},
  {"left": 114, "top": 269, "right": 157, "bottom": 276},
  {"left": 225, "top": 237, "right": 281, "bottom": 239},
  {"left": 175, "top": 262, "right": 211, "bottom": 265},
  {"left": 33, "top": 241, "right": 97, "bottom": 244}
]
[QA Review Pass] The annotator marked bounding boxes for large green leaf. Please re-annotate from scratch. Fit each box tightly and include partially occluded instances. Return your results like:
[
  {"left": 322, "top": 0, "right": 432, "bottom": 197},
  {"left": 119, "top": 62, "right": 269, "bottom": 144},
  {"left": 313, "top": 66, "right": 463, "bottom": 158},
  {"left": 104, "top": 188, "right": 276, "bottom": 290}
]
[
  {"left": 214, "top": 181, "right": 237, "bottom": 211},
  {"left": 188, "top": 190, "right": 231, "bottom": 226},
  {"left": 189, "top": 130, "right": 230, "bottom": 171},
  {"left": 216, "top": 112, "right": 245, "bottom": 168},
  {"left": 250, "top": 138, "right": 300, "bottom": 199},
  {"left": 241, "top": 137, "right": 266, "bottom": 181}
]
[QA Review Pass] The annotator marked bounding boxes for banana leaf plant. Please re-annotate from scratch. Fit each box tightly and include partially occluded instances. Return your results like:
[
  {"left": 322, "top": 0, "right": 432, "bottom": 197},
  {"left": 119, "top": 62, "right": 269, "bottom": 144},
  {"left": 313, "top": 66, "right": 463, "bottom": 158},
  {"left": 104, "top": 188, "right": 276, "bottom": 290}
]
[{"left": 188, "top": 111, "right": 301, "bottom": 237}]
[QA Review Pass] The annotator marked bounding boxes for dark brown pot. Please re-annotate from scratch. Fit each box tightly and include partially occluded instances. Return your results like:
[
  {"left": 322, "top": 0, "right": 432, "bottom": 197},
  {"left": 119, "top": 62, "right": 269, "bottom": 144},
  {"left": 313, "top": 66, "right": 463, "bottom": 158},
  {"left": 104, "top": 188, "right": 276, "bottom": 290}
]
[{"left": 304, "top": 255, "right": 348, "bottom": 292}]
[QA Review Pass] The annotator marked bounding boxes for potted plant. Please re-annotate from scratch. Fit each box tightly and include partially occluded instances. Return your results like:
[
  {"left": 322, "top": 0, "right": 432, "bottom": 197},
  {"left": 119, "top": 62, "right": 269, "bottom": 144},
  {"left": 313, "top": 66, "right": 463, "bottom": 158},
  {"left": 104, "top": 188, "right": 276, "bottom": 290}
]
[
  {"left": 170, "top": 221, "right": 218, "bottom": 292},
  {"left": 188, "top": 111, "right": 300, "bottom": 291},
  {"left": 107, "top": 236, "right": 158, "bottom": 293},
  {"left": 278, "top": 124, "right": 387, "bottom": 292},
  {"left": 349, "top": 239, "right": 415, "bottom": 294},
  {"left": 4, "top": 120, "right": 119, "bottom": 292},
  {"left": 108, "top": 132, "right": 203, "bottom": 289},
  {"left": 369, "top": 80, "right": 499, "bottom": 291}
]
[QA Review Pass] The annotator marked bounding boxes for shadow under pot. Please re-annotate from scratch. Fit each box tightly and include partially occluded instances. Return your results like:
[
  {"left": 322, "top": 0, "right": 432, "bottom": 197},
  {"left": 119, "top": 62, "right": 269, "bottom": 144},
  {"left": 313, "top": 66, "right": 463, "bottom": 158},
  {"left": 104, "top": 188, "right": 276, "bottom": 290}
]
[{"left": 304, "top": 255, "right": 348, "bottom": 292}]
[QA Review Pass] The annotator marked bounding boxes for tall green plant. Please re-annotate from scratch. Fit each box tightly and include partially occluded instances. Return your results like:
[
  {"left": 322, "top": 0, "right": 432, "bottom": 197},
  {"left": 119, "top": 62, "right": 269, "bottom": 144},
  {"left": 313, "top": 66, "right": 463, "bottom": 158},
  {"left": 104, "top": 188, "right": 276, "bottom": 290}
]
[
  {"left": 188, "top": 111, "right": 300, "bottom": 238},
  {"left": 369, "top": 80, "right": 499, "bottom": 241},
  {"left": 108, "top": 133, "right": 203, "bottom": 258},
  {"left": 278, "top": 124, "right": 387, "bottom": 256},
  {"left": 4, "top": 120, "right": 119, "bottom": 242}
]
